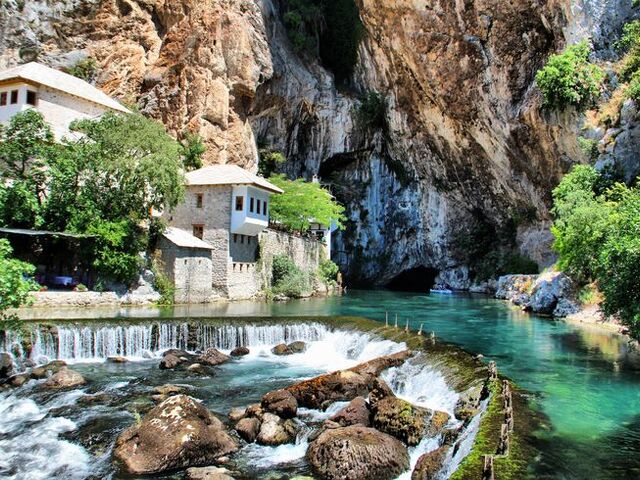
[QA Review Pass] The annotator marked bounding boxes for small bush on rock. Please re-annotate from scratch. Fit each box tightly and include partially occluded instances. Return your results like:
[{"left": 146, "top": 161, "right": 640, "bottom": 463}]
[{"left": 318, "top": 259, "right": 340, "bottom": 285}]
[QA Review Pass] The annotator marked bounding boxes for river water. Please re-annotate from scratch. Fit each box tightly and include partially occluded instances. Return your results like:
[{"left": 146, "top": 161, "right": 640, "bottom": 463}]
[{"left": 5, "top": 289, "right": 640, "bottom": 479}]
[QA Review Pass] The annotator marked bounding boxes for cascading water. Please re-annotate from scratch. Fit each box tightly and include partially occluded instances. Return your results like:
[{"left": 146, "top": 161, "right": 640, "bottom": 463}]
[{"left": 0, "top": 320, "right": 484, "bottom": 479}]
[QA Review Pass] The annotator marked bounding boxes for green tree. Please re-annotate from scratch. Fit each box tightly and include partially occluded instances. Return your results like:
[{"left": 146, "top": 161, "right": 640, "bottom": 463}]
[
  {"left": 258, "top": 149, "right": 286, "bottom": 177},
  {"left": 535, "top": 41, "right": 605, "bottom": 111},
  {"left": 0, "top": 239, "right": 36, "bottom": 322},
  {"left": 180, "top": 132, "right": 206, "bottom": 171},
  {"left": 551, "top": 165, "right": 640, "bottom": 336},
  {"left": 268, "top": 174, "right": 346, "bottom": 232}
]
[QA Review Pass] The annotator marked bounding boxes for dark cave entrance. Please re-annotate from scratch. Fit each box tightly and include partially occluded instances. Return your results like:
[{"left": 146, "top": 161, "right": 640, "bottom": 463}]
[{"left": 385, "top": 267, "right": 439, "bottom": 293}]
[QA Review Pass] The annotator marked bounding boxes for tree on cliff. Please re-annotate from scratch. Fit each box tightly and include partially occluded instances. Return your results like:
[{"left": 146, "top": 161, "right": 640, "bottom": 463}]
[
  {"left": 268, "top": 174, "right": 346, "bottom": 233},
  {"left": 0, "top": 111, "right": 185, "bottom": 284},
  {"left": 552, "top": 165, "right": 640, "bottom": 337}
]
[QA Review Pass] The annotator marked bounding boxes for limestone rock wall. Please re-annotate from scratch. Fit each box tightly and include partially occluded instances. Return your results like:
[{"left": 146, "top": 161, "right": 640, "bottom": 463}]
[{"left": 0, "top": 0, "right": 635, "bottom": 288}]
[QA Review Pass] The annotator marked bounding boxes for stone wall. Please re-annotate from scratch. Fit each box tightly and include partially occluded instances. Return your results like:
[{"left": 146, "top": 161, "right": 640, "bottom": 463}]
[{"left": 158, "top": 237, "right": 214, "bottom": 304}]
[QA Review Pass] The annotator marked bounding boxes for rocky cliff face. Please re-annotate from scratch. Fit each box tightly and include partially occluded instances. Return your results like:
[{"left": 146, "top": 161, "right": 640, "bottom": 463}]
[{"left": 0, "top": 0, "right": 635, "bottom": 288}]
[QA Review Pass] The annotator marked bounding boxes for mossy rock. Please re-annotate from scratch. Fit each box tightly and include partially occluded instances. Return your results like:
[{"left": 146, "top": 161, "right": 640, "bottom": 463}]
[{"left": 372, "top": 396, "right": 429, "bottom": 446}]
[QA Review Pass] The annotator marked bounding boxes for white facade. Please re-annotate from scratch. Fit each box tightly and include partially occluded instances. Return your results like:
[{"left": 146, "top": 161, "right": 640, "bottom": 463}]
[
  {"left": 231, "top": 185, "right": 271, "bottom": 236},
  {"left": 0, "top": 62, "right": 129, "bottom": 140}
]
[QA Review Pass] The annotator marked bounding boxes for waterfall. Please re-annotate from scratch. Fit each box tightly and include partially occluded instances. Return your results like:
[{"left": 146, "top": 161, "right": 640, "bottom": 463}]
[{"left": 1, "top": 322, "right": 331, "bottom": 364}]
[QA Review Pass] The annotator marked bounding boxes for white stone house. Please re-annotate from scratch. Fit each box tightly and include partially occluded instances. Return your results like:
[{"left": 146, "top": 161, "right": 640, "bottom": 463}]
[
  {"left": 162, "top": 164, "right": 284, "bottom": 300},
  {"left": 0, "top": 62, "right": 129, "bottom": 139}
]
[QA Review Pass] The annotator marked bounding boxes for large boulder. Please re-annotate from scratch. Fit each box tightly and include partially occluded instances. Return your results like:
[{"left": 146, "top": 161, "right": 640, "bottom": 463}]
[
  {"left": 230, "top": 347, "right": 249, "bottom": 357},
  {"left": 372, "top": 397, "right": 429, "bottom": 446},
  {"left": 368, "top": 377, "right": 395, "bottom": 408},
  {"left": 197, "top": 348, "right": 230, "bottom": 366},
  {"left": 261, "top": 389, "right": 298, "bottom": 419},
  {"left": 329, "top": 396, "right": 371, "bottom": 427},
  {"left": 0, "top": 353, "right": 14, "bottom": 379},
  {"left": 288, "top": 341, "right": 306, "bottom": 353},
  {"left": 159, "top": 353, "right": 184, "bottom": 370},
  {"left": 43, "top": 368, "right": 86, "bottom": 390},
  {"left": 272, "top": 343, "right": 293, "bottom": 355},
  {"left": 235, "top": 417, "right": 261, "bottom": 443},
  {"left": 286, "top": 351, "right": 411, "bottom": 410},
  {"left": 114, "top": 394, "right": 238, "bottom": 475},
  {"left": 256, "top": 412, "right": 298, "bottom": 446},
  {"left": 411, "top": 446, "right": 450, "bottom": 480},
  {"left": 306, "top": 426, "right": 410, "bottom": 480}
]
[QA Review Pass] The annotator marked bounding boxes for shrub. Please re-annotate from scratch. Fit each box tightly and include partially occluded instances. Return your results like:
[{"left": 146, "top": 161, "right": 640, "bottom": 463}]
[
  {"left": 318, "top": 259, "right": 340, "bottom": 285},
  {"left": 258, "top": 149, "right": 286, "bottom": 177},
  {"left": 0, "top": 239, "right": 37, "bottom": 323},
  {"left": 272, "top": 254, "right": 297, "bottom": 285},
  {"left": 151, "top": 254, "right": 175, "bottom": 305},
  {"left": 66, "top": 58, "right": 98, "bottom": 82},
  {"left": 577, "top": 136, "right": 599, "bottom": 161},
  {"left": 74, "top": 283, "right": 88, "bottom": 292},
  {"left": 271, "top": 254, "right": 312, "bottom": 298},
  {"left": 180, "top": 132, "right": 206, "bottom": 171},
  {"left": 535, "top": 41, "right": 604, "bottom": 111}
]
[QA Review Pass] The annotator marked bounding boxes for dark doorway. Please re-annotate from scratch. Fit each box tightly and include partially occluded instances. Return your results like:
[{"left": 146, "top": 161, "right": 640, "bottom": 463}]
[{"left": 386, "top": 267, "right": 438, "bottom": 293}]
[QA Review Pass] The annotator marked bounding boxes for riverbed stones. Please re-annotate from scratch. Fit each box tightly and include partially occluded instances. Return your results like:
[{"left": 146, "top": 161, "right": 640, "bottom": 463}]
[
  {"left": 372, "top": 396, "right": 429, "bottom": 446},
  {"left": 159, "top": 353, "right": 183, "bottom": 369},
  {"left": 256, "top": 412, "right": 298, "bottom": 445},
  {"left": 411, "top": 446, "right": 450, "bottom": 480},
  {"left": 368, "top": 377, "right": 395, "bottom": 407},
  {"left": 261, "top": 389, "right": 297, "bottom": 418},
  {"left": 329, "top": 396, "right": 371, "bottom": 427},
  {"left": 288, "top": 341, "right": 306, "bottom": 353},
  {"left": 186, "top": 466, "right": 236, "bottom": 480},
  {"left": 230, "top": 346, "right": 249, "bottom": 357},
  {"left": 272, "top": 343, "right": 292, "bottom": 355},
  {"left": 30, "top": 360, "right": 67, "bottom": 379},
  {"left": 197, "top": 348, "right": 230, "bottom": 366},
  {"left": 114, "top": 394, "right": 238, "bottom": 475},
  {"left": 43, "top": 368, "right": 86, "bottom": 390},
  {"left": 427, "top": 410, "right": 451, "bottom": 437},
  {"left": 286, "top": 351, "right": 411, "bottom": 409},
  {"left": 0, "top": 353, "right": 14, "bottom": 379},
  {"left": 107, "top": 356, "right": 128, "bottom": 363},
  {"left": 306, "top": 425, "right": 410, "bottom": 480},
  {"left": 228, "top": 407, "right": 246, "bottom": 422},
  {"left": 235, "top": 417, "right": 261, "bottom": 443}
]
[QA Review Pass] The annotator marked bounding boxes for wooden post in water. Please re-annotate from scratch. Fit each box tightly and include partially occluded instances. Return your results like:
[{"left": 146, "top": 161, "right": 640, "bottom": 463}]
[
  {"left": 405, "top": 319, "right": 409, "bottom": 332},
  {"left": 482, "top": 455, "right": 495, "bottom": 480},
  {"left": 385, "top": 312, "right": 389, "bottom": 327},
  {"left": 488, "top": 361, "right": 498, "bottom": 380},
  {"left": 418, "top": 323, "right": 423, "bottom": 336},
  {"left": 394, "top": 314, "right": 398, "bottom": 329}
]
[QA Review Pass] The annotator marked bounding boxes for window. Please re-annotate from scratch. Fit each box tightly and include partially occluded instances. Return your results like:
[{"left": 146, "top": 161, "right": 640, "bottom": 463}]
[
  {"left": 26, "top": 91, "right": 37, "bottom": 106},
  {"left": 10, "top": 90, "right": 18, "bottom": 105},
  {"left": 235, "top": 196, "right": 244, "bottom": 211},
  {"left": 263, "top": 200, "right": 267, "bottom": 216},
  {"left": 256, "top": 199, "right": 261, "bottom": 215},
  {"left": 196, "top": 193, "right": 203, "bottom": 208},
  {"left": 233, "top": 234, "right": 238, "bottom": 243},
  {"left": 240, "top": 235, "right": 244, "bottom": 244},
  {"left": 192, "top": 225, "right": 204, "bottom": 240},
  {"left": 249, "top": 197, "right": 254, "bottom": 213},
  {"left": 0, "top": 93, "right": 6, "bottom": 106}
]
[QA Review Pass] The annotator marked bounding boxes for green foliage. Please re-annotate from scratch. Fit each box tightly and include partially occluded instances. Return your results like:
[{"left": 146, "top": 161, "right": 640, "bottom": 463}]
[
  {"left": 258, "top": 149, "right": 286, "bottom": 177},
  {"left": 66, "top": 58, "right": 98, "bottom": 82},
  {"left": 151, "top": 253, "right": 175, "bottom": 305},
  {"left": 281, "top": 0, "right": 364, "bottom": 85},
  {"left": 535, "top": 41, "right": 605, "bottom": 111},
  {"left": 0, "top": 239, "right": 37, "bottom": 322},
  {"left": 577, "top": 136, "right": 599, "bottom": 161},
  {"left": 270, "top": 254, "right": 311, "bottom": 298},
  {"left": 618, "top": 20, "right": 640, "bottom": 100},
  {"left": 268, "top": 174, "right": 346, "bottom": 233},
  {"left": 180, "top": 132, "right": 206, "bottom": 171},
  {"left": 552, "top": 165, "right": 640, "bottom": 336},
  {"left": 0, "top": 110, "right": 184, "bottom": 285},
  {"left": 357, "top": 91, "right": 386, "bottom": 130},
  {"left": 318, "top": 259, "right": 339, "bottom": 285}
]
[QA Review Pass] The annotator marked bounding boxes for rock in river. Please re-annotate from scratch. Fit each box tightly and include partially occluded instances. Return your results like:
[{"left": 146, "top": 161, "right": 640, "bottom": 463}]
[
  {"left": 230, "top": 346, "right": 250, "bottom": 357},
  {"left": 43, "top": 368, "right": 86, "bottom": 390},
  {"left": 306, "top": 425, "right": 410, "bottom": 480},
  {"left": 186, "top": 466, "right": 236, "bottom": 480},
  {"left": 114, "top": 394, "right": 238, "bottom": 475},
  {"left": 235, "top": 417, "right": 261, "bottom": 443},
  {"left": 261, "top": 389, "right": 298, "bottom": 419},
  {"left": 256, "top": 412, "right": 298, "bottom": 446},
  {"left": 329, "top": 396, "right": 371, "bottom": 427},
  {"left": 198, "top": 348, "right": 230, "bottom": 366},
  {"left": 372, "top": 396, "right": 429, "bottom": 446},
  {"left": 412, "top": 446, "right": 450, "bottom": 480},
  {"left": 0, "top": 353, "right": 14, "bottom": 379}
]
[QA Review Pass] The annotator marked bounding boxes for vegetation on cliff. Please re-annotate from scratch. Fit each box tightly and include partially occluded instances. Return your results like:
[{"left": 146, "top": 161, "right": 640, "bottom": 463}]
[
  {"left": 281, "top": 0, "right": 364, "bottom": 85},
  {"left": 618, "top": 19, "right": 640, "bottom": 100},
  {"left": 0, "top": 110, "right": 184, "bottom": 284},
  {"left": 535, "top": 41, "right": 605, "bottom": 111},
  {"left": 552, "top": 165, "right": 640, "bottom": 336}
]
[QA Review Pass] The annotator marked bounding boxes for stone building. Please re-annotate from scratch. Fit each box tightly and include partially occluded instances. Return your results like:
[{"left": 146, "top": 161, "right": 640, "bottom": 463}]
[
  {"left": 162, "top": 164, "right": 286, "bottom": 300},
  {"left": 0, "top": 62, "right": 129, "bottom": 139}
]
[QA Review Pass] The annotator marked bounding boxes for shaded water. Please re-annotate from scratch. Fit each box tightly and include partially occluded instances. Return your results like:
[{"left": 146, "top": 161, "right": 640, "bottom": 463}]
[{"left": 10, "top": 289, "right": 640, "bottom": 478}]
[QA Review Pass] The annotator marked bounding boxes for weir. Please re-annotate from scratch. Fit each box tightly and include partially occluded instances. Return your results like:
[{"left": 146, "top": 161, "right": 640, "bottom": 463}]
[{"left": 1, "top": 322, "right": 330, "bottom": 364}]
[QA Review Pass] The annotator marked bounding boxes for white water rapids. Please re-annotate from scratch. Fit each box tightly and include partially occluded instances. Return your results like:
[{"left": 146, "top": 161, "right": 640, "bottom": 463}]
[{"left": 0, "top": 321, "right": 483, "bottom": 480}]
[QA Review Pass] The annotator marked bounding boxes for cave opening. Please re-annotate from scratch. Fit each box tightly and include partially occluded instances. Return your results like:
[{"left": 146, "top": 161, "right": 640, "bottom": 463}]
[{"left": 385, "top": 267, "right": 439, "bottom": 293}]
